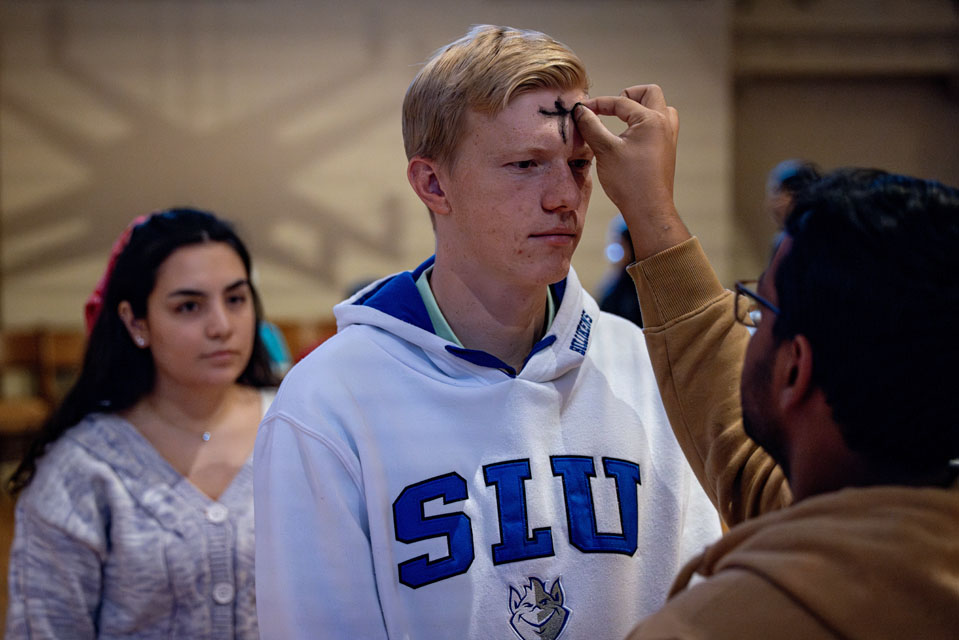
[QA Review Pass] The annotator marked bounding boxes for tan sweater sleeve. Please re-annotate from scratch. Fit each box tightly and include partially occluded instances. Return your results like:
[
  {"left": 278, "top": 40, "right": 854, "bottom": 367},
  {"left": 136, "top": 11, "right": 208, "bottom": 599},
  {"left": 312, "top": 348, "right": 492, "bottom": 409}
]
[
  {"left": 623, "top": 569, "right": 831, "bottom": 640},
  {"left": 627, "top": 238, "right": 791, "bottom": 525}
]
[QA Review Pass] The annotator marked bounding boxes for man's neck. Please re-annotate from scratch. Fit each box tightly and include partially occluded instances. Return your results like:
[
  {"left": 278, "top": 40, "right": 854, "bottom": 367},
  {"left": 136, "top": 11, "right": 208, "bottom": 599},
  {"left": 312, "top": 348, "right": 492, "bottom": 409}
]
[
  {"left": 784, "top": 402, "right": 959, "bottom": 500},
  {"left": 429, "top": 262, "right": 550, "bottom": 372}
]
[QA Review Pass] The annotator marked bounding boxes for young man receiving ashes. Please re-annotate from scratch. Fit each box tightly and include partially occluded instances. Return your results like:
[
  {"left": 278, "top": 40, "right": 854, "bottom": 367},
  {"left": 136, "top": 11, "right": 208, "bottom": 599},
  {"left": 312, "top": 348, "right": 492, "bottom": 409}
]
[
  {"left": 254, "top": 26, "right": 719, "bottom": 639},
  {"left": 574, "top": 85, "right": 959, "bottom": 638}
]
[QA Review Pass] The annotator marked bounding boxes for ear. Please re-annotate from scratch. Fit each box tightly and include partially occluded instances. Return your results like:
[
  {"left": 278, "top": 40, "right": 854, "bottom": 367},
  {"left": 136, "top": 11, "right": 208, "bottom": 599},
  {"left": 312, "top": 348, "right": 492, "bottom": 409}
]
[
  {"left": 508, "top": 586, "right": 522, "bottom": 613},
  {"left": 118, "top": 301, "right": 150, "bottom": 348},
  {"left": 775, "top": 334, "right": 814, "bottom": 411},
  {"left": 407, "top": 157, "right": 452, "bottom": 216},
  {"left": 549, "top": 578, "right": 564, "bottom": 605}
]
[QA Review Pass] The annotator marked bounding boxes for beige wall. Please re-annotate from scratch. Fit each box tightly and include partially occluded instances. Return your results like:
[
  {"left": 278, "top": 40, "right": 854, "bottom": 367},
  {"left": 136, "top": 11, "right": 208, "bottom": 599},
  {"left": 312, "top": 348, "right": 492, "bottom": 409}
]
[
  {"left": 734, "top": 76, "right": 959, "bottom": 277},
  {"left": 0, "top": 0, "right": 732, "bottom": 327},
  {"left": 2, "top": 0, "right": 957, "bottom": 329},
  {"left": 731, "top": 0, "right": 959, "bottom": 277}
]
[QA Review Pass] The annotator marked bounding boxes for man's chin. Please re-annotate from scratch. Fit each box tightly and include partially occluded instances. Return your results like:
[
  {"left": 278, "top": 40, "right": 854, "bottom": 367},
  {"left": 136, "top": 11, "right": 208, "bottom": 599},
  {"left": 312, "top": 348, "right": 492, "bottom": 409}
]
[
  {"left": 742, "top": 410, "right": 788, "bottom": 475},
  {"left": 521, "top": 260, "right": 572, "bottom": 288}
]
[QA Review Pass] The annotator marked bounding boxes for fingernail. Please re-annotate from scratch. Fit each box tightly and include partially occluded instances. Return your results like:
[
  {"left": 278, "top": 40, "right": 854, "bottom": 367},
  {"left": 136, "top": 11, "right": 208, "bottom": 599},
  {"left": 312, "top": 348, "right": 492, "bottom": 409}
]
[{"left": 571, "top": 102, "right": 586, "bottom": 122}]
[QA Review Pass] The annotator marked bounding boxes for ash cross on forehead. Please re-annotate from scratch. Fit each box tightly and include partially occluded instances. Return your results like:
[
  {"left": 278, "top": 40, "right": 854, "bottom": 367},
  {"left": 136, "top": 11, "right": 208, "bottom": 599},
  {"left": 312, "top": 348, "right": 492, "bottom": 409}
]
[{"left": 537, "top": 96, "right": 579, "bottom": 144}]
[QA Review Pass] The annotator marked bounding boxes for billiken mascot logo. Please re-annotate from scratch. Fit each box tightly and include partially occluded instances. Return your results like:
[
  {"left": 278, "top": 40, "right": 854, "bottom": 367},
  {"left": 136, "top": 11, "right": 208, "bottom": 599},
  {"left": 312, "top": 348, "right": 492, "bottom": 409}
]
[{"left": 508, "top": 576, "right": 570, "bottom": 640}]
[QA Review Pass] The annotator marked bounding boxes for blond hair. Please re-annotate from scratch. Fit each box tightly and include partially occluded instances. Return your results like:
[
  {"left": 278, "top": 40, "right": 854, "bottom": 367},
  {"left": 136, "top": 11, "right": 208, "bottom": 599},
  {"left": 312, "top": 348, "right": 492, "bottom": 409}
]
[{"left": 402, "top": 25, "right": 589, "bottom": 169}]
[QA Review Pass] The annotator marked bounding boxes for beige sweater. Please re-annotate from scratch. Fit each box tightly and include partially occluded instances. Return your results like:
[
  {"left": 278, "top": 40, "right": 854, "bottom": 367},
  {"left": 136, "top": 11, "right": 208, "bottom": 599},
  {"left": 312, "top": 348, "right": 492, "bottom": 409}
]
[{"left": 623, "top": 238, "right": 959, "bottom": 639}]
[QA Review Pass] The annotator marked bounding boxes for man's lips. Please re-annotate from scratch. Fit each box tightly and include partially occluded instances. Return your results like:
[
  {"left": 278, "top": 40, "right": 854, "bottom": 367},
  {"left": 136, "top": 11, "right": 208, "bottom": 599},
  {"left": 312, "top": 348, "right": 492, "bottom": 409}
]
[{"left": 530, "top": 229, "right": 577, "bottom": 244}]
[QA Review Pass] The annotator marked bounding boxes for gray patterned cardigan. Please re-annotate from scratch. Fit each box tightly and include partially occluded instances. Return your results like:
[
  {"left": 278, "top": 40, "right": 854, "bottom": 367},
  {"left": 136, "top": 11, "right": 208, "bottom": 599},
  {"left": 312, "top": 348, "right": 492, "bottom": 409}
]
[{"left": 5, "top": 392, "right": 272, "bottom": 639}]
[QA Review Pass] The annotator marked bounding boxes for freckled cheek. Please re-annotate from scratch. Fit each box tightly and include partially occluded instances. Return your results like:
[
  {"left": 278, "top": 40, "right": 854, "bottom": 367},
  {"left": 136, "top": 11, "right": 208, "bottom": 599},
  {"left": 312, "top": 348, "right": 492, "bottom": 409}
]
[
  {"left": 512, "top": 228, "right": 531, "bottom": 257},
  {"left": 580, "top": 176, "right": 594, "bottom": 201}
]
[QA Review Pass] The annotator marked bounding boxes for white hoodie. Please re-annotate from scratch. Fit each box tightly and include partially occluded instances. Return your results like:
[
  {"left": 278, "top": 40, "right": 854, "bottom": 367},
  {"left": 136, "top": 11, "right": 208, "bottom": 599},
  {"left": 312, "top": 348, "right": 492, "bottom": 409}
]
[{"left": 254, "top": 257, "right": 720, "bottom": 640}]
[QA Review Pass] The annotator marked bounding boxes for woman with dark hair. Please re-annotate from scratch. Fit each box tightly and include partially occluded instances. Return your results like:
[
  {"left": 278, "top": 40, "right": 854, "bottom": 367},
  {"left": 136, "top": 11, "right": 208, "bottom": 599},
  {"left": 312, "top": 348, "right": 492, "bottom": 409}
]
[{"left": 5, "top": 208, "right": 279, "bottom": 638}]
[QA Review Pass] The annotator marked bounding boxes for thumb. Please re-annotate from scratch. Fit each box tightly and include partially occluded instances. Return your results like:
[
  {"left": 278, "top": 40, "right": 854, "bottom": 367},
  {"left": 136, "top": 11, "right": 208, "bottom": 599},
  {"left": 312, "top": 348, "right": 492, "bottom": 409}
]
[{"left": 572, "top": 102, "right": 619, "bottom": 155}]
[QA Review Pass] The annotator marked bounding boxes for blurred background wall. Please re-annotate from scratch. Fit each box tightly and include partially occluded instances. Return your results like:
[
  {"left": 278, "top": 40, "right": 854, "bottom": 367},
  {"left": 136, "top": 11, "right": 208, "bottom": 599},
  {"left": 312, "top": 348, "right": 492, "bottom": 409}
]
[{"left": 1, "top": 0, "right": 957, "bottom": 329}]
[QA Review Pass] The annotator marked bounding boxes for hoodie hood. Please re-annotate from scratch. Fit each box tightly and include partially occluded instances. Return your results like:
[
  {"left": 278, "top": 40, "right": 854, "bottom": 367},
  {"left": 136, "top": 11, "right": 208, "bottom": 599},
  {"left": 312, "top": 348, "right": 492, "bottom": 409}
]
[
  {"left": 677, "top": 484, "right": 959, "bottom": 639},
  {"left": 332, "top": 256, "right": 598, "bottom": 383}
]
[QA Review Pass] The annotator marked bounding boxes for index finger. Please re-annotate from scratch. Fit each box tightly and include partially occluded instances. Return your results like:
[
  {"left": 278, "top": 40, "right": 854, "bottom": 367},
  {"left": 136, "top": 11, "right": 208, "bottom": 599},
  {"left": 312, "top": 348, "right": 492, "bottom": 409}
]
[
  {"left": 580, "top": 95, "right": 648, "bottom": 127},
  {"left": 620, "top": 84, "right": 668, "bottom": 113}
]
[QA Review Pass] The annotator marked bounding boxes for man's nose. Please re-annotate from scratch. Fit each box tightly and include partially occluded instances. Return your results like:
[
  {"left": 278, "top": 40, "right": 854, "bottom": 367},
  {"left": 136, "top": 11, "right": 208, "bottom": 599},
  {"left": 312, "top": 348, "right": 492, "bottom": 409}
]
[{"left": 542, "top": 163, "right": 583, "bottom": 213}]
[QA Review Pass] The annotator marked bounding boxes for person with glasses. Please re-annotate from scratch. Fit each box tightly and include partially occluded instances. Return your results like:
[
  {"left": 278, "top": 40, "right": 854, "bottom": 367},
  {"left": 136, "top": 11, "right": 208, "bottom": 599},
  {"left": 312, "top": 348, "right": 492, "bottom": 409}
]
[
  {"left": 733, "top": 280, "right": 777, "bottom": 328},
  {"left": 573, "top": 85, "right": 959, "bottom": 639}
]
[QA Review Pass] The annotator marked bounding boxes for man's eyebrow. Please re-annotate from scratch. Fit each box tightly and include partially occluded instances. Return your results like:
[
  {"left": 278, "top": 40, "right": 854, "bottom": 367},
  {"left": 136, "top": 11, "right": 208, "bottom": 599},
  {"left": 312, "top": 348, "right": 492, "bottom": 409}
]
[
  {"left": 502, "top": 145, "right": 552, "bottom": 156},
  {"left": 571, "top": 142, "right": 593, "bottom": 157}
]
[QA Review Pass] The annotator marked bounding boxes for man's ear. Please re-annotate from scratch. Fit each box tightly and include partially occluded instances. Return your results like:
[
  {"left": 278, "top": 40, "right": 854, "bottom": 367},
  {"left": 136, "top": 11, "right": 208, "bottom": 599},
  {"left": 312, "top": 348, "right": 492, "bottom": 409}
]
[
  {"left": 118, "top": 301, "right": 150, "bottom": 348},
  {"left": 776, "top": 334, "right": 814, "bottom": 411},
  {"left": 407, "top": 157, "right": 451, "bottom": 216}
]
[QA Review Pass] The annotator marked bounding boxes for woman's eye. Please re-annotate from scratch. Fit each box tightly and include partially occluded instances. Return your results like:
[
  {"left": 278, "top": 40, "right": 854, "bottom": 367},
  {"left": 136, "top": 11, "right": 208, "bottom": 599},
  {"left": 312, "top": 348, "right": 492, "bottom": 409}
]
[
  {"left": 228, "top": 294, "right": 248, "bottom": 306},
  {"left": 176, "top": 301, "right": 199, "bottom": 313}
]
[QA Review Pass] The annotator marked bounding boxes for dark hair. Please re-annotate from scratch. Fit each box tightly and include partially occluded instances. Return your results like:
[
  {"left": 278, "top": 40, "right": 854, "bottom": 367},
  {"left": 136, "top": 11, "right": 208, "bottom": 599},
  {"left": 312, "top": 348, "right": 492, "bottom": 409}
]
[
  {"left": 768, "top": 159, "right": 822, "bottom": 199},
  {"left": 7, "top": 207, "right": 279, "bottom": 493},
  {"left": 775, "top": 168, "right": 959, "bottom": 473},
  {"left": 765, "top": 160, "right": 822, "bottom": 228}
]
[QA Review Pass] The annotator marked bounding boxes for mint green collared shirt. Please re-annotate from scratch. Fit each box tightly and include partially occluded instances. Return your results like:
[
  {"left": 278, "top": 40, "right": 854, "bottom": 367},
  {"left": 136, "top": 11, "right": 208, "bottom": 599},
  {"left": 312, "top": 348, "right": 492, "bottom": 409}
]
[{"left": 414, "top": 266, "right": 556, "bottom": 346}]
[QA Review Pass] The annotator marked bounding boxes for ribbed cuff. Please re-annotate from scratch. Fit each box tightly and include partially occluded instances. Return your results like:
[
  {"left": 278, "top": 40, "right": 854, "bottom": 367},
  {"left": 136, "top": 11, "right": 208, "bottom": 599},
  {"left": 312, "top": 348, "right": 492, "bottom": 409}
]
[{"left": 626, "top": 237, "right": 726, "bottom": 327}]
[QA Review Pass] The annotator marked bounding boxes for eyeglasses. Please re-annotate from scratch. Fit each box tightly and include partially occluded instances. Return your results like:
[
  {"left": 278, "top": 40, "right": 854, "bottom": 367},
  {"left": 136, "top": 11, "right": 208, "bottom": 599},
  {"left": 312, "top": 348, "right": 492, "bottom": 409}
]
[{"left": 734, "top": 280, "right": 779, "bottom": 328}]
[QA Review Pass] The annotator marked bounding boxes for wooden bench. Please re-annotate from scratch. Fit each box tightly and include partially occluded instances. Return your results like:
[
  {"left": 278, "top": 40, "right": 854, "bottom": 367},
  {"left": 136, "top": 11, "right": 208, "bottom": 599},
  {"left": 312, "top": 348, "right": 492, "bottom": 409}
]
[
  {"left": 273, "top": 318, "right": 338, "bottom": 364},
  {"left": 0, "top": 328, "right": 85, "bottom": 462}
]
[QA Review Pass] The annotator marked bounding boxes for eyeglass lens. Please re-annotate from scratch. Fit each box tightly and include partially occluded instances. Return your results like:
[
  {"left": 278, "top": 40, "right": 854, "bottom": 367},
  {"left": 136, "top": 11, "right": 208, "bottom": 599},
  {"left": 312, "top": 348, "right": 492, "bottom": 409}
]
[{"left": 736, "top": 292, "right": 762, "bottom": 328}]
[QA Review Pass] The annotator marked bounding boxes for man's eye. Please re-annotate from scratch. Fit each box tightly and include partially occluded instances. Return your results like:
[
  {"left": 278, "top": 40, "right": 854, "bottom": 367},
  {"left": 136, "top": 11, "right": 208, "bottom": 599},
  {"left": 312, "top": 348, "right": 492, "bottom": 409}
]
[
  {"left": 570, "top": 158, "right": 592, "bottom": 171},
  {"left": 511, "top": 160, "right": 536, "bottom": 169}
]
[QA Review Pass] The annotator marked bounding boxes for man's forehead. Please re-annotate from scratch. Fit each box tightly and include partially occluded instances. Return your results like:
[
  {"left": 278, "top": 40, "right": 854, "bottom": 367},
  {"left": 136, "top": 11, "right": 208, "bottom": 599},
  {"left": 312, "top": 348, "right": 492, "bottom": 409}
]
[
  {"left": 501, "top": 88, "right": 586, "bottom": 115},
  {"left": 537, "top": 95, "right": 589, "bottom": 145},
  {"left": 469, "top": 89, "right": 588, "bottom": 144}
]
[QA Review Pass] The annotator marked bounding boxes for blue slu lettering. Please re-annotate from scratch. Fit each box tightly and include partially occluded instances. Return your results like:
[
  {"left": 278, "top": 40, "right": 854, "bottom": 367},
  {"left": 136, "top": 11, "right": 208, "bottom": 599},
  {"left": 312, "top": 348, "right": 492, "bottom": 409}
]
[
  {"left": 569, "top": 311, "right": 592, "bottom": 355},
  {"left": 484, "top": 460, "right": 555, "bottom": 565},
  {"left": 393, "top": 456, "right": 642, "bottom": 588},
  {"left": 393, "top": 472, "right": 474, "bottom": 588},
  {"left": 551, "top": 456, "right": 641, "bottom": 554}
]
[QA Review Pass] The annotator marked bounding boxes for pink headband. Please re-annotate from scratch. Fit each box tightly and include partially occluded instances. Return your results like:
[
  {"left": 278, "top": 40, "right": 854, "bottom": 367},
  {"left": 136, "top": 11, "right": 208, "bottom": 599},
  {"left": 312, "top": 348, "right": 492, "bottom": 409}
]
[{"left": 84, "top": 214, "right": 149, "bottom": 335}]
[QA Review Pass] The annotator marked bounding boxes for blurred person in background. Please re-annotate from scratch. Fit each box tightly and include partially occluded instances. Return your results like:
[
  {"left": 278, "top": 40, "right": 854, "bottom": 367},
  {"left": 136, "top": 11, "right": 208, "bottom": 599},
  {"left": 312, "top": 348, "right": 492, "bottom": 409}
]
[
  {"left": 597, "top": 214, "right": 644, "bottom": 327},
  {"left": 763, "top": 158, "right": 821, "bottom": 228}
]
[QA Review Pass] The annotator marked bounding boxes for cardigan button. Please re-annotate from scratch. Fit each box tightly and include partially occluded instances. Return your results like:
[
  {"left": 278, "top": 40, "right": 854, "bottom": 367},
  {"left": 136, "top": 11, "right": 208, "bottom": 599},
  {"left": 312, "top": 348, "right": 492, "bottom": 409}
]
[
  {"left": 212, "top": 582, "right": 235, "bottom": 604},
  {"left": 206, "top": 504, "right": 229, "bottom": 524}
]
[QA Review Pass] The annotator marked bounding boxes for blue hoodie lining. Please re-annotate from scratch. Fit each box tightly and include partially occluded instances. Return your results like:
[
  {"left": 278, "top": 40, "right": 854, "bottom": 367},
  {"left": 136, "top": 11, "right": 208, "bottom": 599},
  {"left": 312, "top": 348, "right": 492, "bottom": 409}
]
[
  {"left": 444, "top": 334, "right": 557, "bottom": 378},
  {"left": 444, "top": 346, "right": 517, "bottom": 377},
  {"left": 356, "top": 255, "right": 566, "bottom": 374},
  {"left": 354, "top": 256, "right": 436, "bottom": 334}
]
